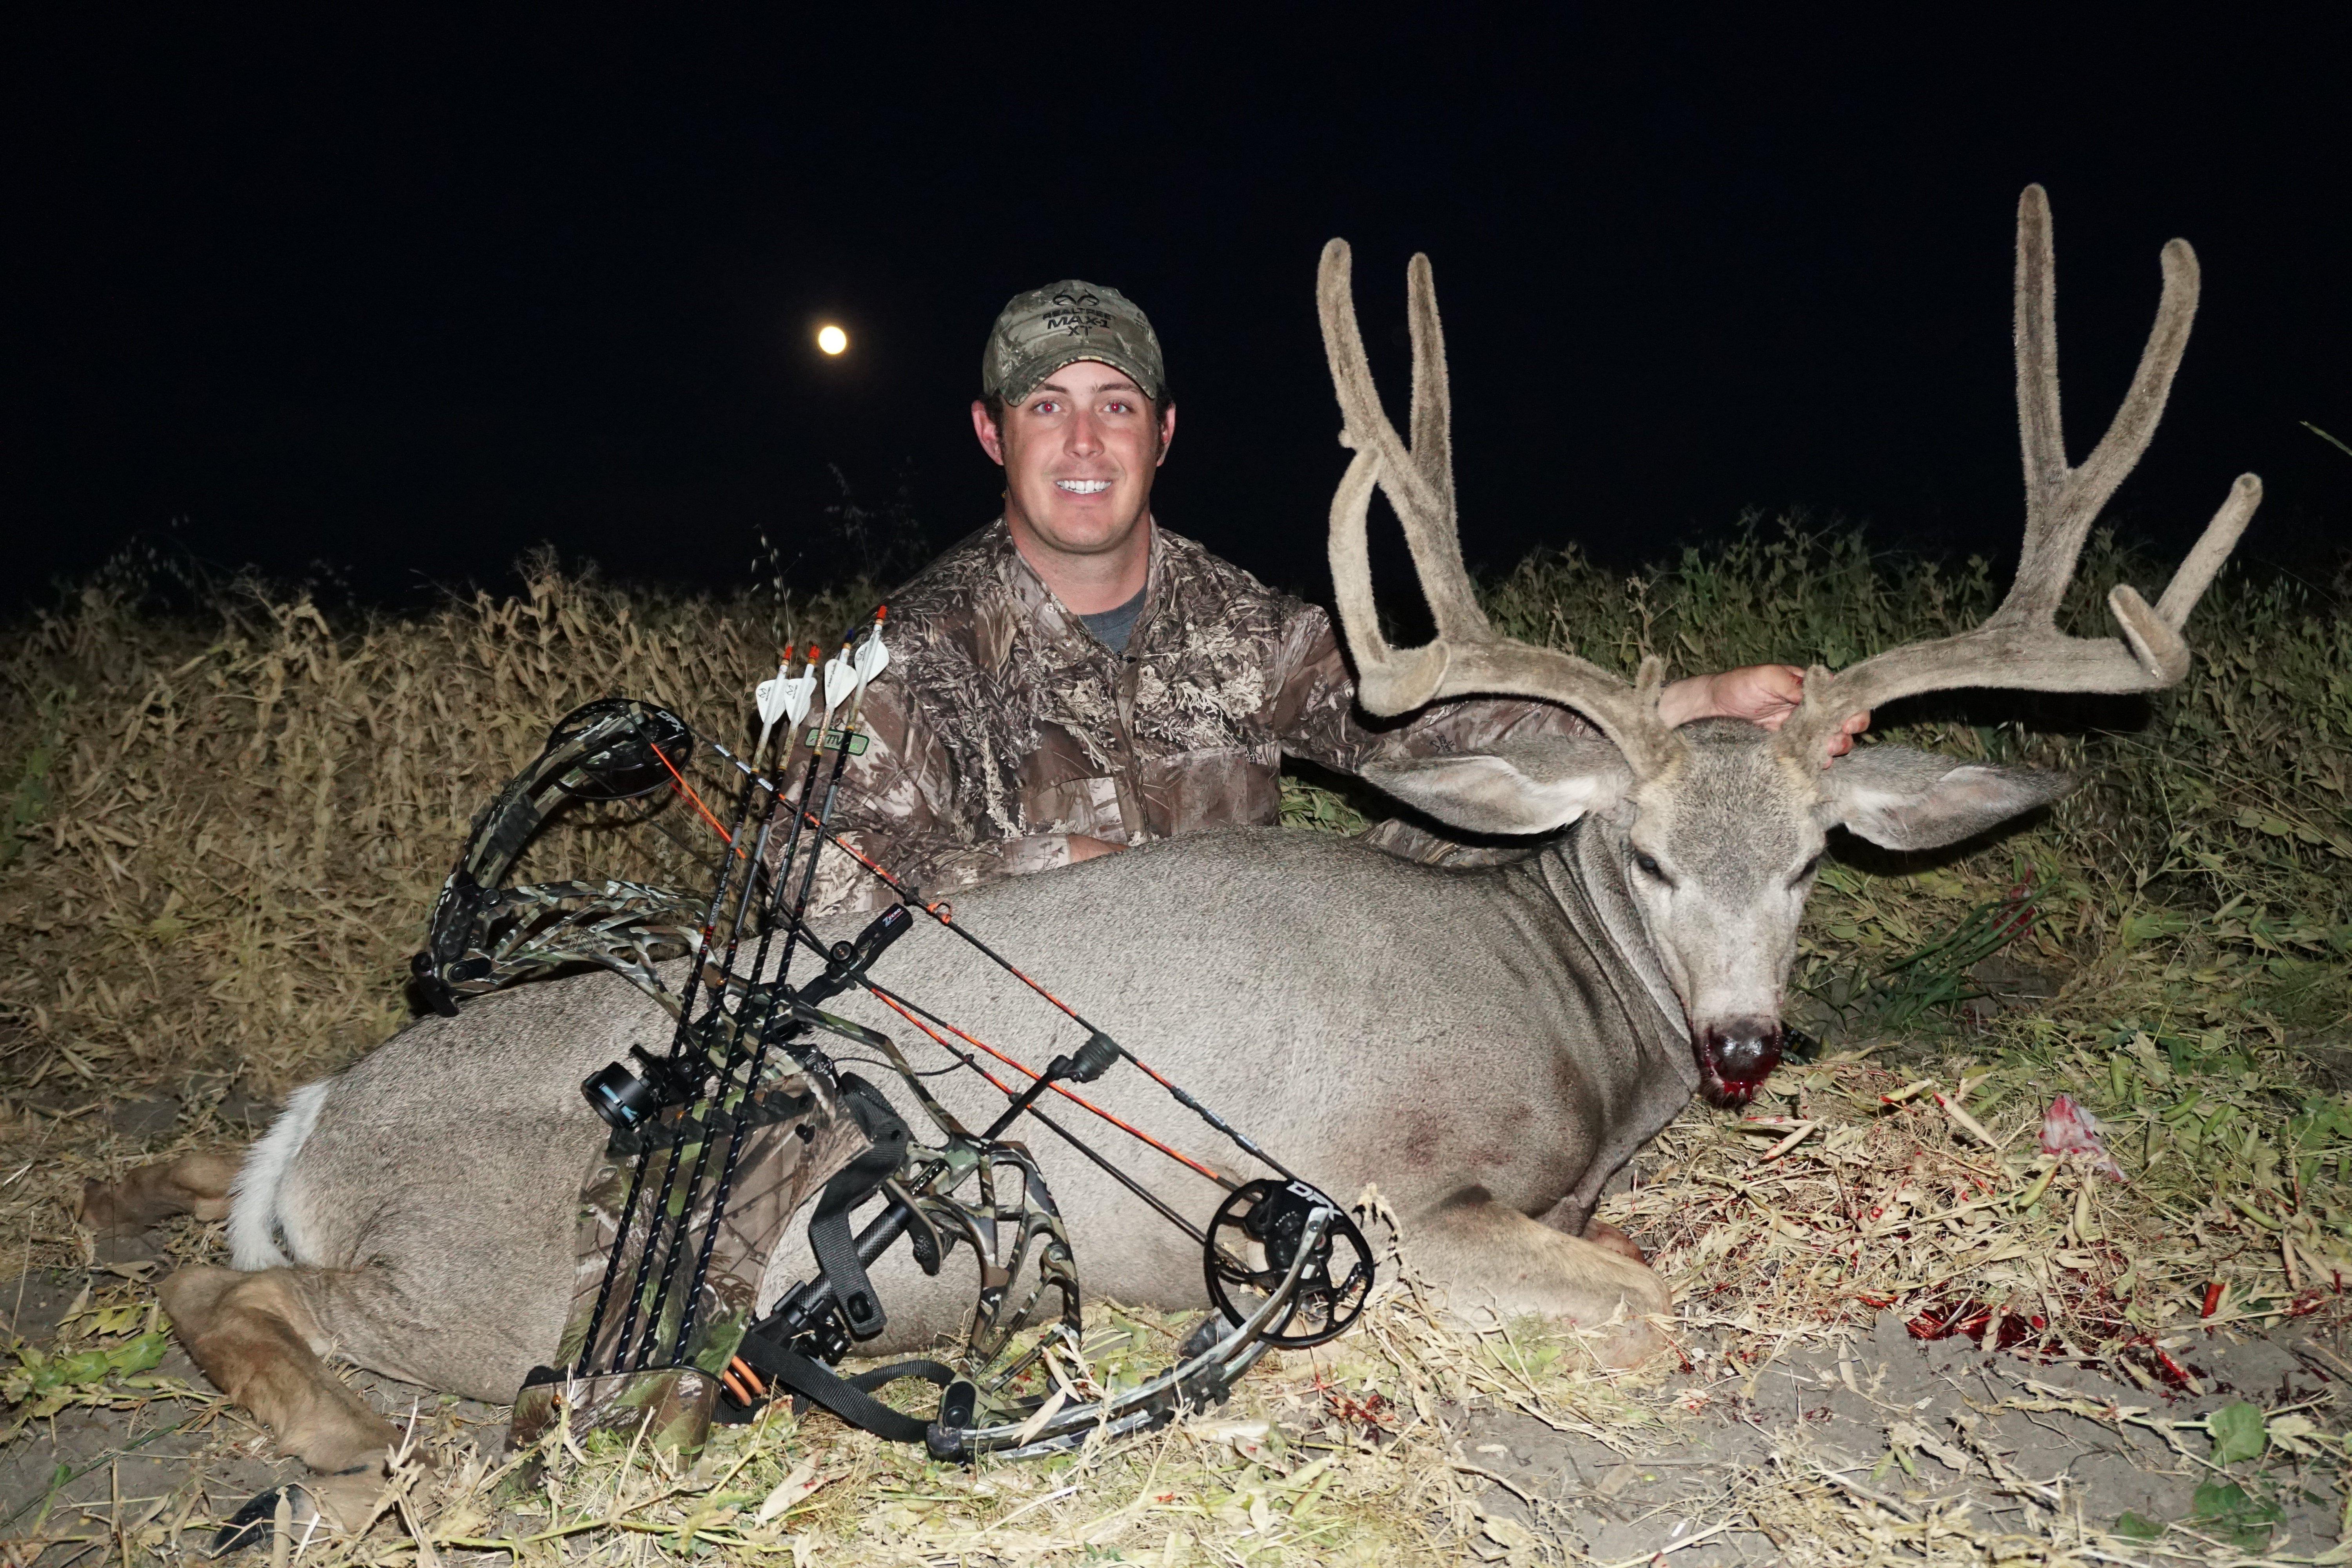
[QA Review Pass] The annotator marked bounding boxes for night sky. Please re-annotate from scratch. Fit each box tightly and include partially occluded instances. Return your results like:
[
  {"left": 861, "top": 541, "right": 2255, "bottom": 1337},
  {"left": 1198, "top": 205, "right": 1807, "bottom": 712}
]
[{"left": 8, "top": 15, "right": 2347, "bottom": 615}]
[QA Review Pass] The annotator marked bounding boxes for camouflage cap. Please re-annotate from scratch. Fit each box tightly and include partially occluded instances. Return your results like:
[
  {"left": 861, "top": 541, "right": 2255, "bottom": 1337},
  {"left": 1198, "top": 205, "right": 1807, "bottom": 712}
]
[{"left": 982, "top": 280, "right": 1165, "bottom": 403}]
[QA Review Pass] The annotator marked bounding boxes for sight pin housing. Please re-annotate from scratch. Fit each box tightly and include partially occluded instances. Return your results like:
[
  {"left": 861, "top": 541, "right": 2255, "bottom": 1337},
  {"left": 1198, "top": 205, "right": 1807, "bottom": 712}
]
[{"left": 583, "top": 1044, "right": 707, "bottom": 1132}]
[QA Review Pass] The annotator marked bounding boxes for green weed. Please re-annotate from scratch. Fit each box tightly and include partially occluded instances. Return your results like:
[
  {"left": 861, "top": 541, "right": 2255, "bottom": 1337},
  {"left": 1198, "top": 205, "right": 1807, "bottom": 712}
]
[{"left": 0, "top": 688, "right": 63, "bottom": 872}]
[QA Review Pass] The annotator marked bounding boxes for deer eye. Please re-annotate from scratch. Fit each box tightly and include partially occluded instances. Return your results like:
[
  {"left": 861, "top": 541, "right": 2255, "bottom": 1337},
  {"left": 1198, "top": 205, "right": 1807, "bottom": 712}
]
[{"left": 1632, "top": 851, "right": 1668, "bottom": 882}]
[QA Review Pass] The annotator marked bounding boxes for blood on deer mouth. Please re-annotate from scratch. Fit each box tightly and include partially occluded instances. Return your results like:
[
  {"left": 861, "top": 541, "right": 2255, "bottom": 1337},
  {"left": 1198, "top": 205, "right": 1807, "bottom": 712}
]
[{"left": 1693, "top": 1022, "right": 1781, "bottom": 1109}]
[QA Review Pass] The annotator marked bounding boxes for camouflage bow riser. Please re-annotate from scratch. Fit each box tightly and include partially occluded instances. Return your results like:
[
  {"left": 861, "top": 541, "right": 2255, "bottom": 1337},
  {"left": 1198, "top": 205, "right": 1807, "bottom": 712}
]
[
  {"left": 509, "top": 1071, "right": 869, "bottom": 1454},
  {"left": 417, "top": 631, "right": 1373, "bottom": 1463}
]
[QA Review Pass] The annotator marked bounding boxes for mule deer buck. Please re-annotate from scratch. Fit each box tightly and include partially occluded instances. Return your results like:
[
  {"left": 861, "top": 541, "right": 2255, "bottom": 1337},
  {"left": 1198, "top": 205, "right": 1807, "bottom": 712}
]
[{"left": 86, "top": 186, "right": 2254, "bottom": 1499}]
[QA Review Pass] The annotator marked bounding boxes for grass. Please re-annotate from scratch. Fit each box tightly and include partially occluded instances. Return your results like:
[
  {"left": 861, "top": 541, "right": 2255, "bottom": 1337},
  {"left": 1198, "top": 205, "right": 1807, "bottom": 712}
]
[{"left": 0, "top": 520, "right": 2347, "bottom": 1562}]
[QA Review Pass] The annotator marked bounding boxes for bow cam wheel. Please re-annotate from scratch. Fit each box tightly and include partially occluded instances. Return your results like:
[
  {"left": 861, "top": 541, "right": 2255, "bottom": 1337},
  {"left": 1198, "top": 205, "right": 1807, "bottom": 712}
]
[{"left": 1202, "top": 1178, "right": 1376, "bottom": 1350}]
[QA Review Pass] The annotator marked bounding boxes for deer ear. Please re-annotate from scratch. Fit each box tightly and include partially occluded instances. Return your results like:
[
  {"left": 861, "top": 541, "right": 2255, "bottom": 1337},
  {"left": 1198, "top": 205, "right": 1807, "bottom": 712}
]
[
  {"left": 1359, "top": 739, "right": 1632, "bottom": 836},
  {"left": 1824, "top": 746, "right": 2076, "bottom": 850}
]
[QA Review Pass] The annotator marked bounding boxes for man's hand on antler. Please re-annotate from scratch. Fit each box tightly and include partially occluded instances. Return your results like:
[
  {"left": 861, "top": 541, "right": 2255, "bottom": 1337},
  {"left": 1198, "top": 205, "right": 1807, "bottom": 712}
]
[{"left": 1660, "top": 665, "right": 1871, "bottom": 758}]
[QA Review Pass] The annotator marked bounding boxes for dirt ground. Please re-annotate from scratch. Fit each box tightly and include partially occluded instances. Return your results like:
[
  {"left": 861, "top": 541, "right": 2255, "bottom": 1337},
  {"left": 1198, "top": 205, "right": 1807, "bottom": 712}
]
[
  {"left": 1462, "top": 1311, "right": 2346, "bottom": 1563},
  {"left": 7, "top": 1224, "right": 2345, "bottom": 1564},
  {"left": 2, "top": 1248, "right": 517, "bottom": 1564}
]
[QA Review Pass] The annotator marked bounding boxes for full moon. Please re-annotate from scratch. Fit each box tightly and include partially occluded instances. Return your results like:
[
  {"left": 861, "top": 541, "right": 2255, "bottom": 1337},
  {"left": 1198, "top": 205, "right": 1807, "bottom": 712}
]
[{"left": 817, "top": 324, "right": 848, "bottom": 356}]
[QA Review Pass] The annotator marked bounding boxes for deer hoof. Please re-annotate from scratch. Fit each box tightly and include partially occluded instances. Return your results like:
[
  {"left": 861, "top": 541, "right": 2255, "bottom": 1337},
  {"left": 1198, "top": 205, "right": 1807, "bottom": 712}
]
[
  {"left": 77, "top": 1174, "right": 173, "bottom": 1236},
  {"left": 212, "top": 1472, "right": 390, "bottom": 1553},
  {"left": 1580, "top": 1218, "right": 1646, "bottom": 1265},
  {"left": 77, "top": 1154, "right": 238, "bottom": 1234}
]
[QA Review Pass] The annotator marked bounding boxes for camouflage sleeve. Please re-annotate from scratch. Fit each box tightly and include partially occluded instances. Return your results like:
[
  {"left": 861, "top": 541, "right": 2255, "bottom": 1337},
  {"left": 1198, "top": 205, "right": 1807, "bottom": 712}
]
[
  {"left": 1270, "top": 603, "right": 1597, "bottom": 775},
  {"left": 802, "top": 679, "right": 1077, "bottom": 919}
]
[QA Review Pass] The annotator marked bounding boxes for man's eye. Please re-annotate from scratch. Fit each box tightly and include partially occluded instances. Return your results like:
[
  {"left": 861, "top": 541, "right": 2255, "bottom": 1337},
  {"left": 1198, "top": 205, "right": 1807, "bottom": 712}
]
[
  {"left": 1028, "top": 400, "right": 1061, "bottom": 415},
  {"left": 1103, "top": 401, "right": 1131, "bottom": 414}
]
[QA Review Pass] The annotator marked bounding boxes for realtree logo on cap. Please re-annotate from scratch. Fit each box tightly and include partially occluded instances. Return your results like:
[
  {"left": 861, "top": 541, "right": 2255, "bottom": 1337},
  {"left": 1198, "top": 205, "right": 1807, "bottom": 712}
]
[
  {"left": 1042, "top": 310, "right": 1113, "bottom": 338},
  {"left": 983, "top": 278, "right": 1166, "bottom": 402}
]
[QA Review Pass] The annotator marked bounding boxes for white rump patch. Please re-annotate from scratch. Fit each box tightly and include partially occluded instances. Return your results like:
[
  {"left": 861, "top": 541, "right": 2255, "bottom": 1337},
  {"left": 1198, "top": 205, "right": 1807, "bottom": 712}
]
[{"left": 228, "top": 1081, "right": 330, "bottom": 1269}]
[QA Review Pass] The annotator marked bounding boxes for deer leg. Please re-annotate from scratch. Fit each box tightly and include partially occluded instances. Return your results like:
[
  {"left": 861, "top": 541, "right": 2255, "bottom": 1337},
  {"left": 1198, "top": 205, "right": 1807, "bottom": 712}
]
[
  {"left": 1404, "top": 1191, "right": 1669, "bottom": 1367},
  {"left": 78, "top": 1152, "right": 240, "bottom": 1235},
  {"left": 158, "top": 1265, "right": 399, "bottom": 1477}
]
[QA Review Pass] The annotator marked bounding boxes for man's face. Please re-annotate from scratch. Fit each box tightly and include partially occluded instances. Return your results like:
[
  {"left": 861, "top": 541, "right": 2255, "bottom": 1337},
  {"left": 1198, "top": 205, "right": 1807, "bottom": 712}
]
[{"left": 972, "top": 362, "right": 1176, "bottom": 557}]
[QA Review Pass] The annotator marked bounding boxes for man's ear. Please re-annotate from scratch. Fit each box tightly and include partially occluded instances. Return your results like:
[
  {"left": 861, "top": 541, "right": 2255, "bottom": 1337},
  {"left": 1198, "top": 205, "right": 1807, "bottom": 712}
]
[
  {"left": 971, "top": 399, "right": 1007, "bottom": 465},
  {"left": 1359, "top": 738, "right": 1632, "bottom": 837},
  {"left": 1824, "top": 745, "right": 2076, "bottom": 850}
]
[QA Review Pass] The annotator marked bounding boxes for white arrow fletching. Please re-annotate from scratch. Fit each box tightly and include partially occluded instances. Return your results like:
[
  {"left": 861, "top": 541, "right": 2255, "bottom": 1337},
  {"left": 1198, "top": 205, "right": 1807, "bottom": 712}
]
[
  {"left": 852, "top": 633, "right": 891, "bottom": 684},
  {"left": 777, "top": 670, "right": 816, "bottom": 727},
  {"left": 822, "top": 653, "right": 858, "bottom": 717},
  {"left": 754, "top": 663, "right": 792, "bottom": 727}
]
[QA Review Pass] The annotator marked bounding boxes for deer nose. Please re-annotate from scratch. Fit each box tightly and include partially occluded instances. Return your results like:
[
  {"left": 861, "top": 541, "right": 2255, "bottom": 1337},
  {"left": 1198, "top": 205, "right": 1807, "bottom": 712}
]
[{"left": 1697, "top": 1017, "right": 1783, "bottom": 1106}]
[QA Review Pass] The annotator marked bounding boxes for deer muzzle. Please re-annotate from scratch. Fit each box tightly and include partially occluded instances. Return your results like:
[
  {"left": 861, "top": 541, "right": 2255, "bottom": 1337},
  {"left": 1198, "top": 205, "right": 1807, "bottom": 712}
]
[{"left": 1695, "top": 1017, "right": 1782, "bottom": 1108}]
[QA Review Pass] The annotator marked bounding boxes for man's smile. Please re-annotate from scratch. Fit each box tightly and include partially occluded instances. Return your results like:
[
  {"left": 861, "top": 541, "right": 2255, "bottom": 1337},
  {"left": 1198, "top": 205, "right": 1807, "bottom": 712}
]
[{"left": 1054, "top": 479, "right": 1112, "bottom": 494}]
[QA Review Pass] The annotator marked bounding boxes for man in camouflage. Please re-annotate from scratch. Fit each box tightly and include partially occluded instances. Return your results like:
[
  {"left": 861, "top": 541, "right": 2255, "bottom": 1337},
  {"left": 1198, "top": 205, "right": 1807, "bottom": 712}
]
[{"left": 811, "top": 281, "right": 1865, "bottom": 915}]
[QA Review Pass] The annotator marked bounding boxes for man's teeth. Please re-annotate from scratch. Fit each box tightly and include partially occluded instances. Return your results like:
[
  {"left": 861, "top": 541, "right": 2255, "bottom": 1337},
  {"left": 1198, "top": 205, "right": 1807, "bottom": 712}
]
[{"left": 1055, "top": 480, "right": 1112, "bottom": 494}]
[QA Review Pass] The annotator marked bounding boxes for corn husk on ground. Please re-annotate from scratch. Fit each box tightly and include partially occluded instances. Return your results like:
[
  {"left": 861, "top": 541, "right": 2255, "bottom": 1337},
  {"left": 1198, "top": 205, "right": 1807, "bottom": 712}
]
[{"left": 2, "top": 524, "right": 2348, "bottom": 1563}]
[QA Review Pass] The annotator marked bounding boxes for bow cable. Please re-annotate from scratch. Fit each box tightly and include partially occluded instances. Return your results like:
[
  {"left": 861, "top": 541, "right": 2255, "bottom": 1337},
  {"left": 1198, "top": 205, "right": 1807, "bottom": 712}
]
[{"left": 848, "top": 967, "right": 1235, "bottom": 1189}]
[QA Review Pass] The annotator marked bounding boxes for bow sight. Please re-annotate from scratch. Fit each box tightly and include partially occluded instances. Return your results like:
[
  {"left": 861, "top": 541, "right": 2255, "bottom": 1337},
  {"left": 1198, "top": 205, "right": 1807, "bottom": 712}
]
[
  {"left": 411, "top": 620, "right": 1374, "bottom": 1461},
  {"left": 582, "top": 904, "right": 915, "bottom": 1133}
]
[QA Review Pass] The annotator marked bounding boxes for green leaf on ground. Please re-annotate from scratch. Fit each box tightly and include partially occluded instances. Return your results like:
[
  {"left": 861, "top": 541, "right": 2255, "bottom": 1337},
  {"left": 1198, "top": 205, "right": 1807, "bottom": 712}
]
[
  {"left": 2207, "top": 1401, "right": 2267, "bottom": 1465},
  {"left": 2190, "top": 1479, "right": 2282, "bottom": 1550}
]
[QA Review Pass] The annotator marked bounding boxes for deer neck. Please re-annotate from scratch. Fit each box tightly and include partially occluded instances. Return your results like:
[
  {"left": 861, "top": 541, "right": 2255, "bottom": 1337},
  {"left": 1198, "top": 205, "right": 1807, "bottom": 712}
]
[
  {"left": 1536, "top": 822, "right": 1694, "bottom": 1068},
  {"left": 1496, "top": 822, "right": 1704, "bottom": 1233}
]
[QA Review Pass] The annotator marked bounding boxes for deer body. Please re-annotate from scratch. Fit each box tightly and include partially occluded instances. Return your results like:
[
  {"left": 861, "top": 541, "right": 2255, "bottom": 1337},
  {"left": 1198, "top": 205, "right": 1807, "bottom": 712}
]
[
  {"left": 96, "top": 187, "right": 2256, "bottom": 1501},
  {"left": 218, "top": 816, "right": 1699, "bottom": 1409}
]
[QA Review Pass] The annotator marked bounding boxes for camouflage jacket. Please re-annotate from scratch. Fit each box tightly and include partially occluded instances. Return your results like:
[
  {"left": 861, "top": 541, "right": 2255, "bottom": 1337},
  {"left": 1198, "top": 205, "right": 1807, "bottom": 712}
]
[{"left": 807, "top": 520, "right": 1593, "bottom": 916}]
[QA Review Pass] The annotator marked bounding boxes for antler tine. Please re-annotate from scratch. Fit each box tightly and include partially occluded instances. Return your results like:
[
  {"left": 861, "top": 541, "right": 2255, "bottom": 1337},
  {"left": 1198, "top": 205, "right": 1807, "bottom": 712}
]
[
  {"left": 2002, "top": 185, "right": 2200, "bottom": 628},
  {"left": 1404, "top": 253, "right": 1454, "bottom": 521},
  {"left": 1317, "top": 240, "right": 1678, "bottom": 771},
  {"left": 1781, "top": 187, "right": 2261, "bottom": 760},
  {"left": 2011, "top": 183, "right": 2067, "bottom": 534},
  {"left": 1318, "top": 241, "right": 1485, "bottom": 650}
]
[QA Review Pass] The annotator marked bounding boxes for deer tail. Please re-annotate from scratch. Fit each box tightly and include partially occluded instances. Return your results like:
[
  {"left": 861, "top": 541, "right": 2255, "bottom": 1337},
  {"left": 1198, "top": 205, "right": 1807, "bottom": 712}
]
[{"left": 227, "top": 1081, "right": 330, "bottom": 1270}]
